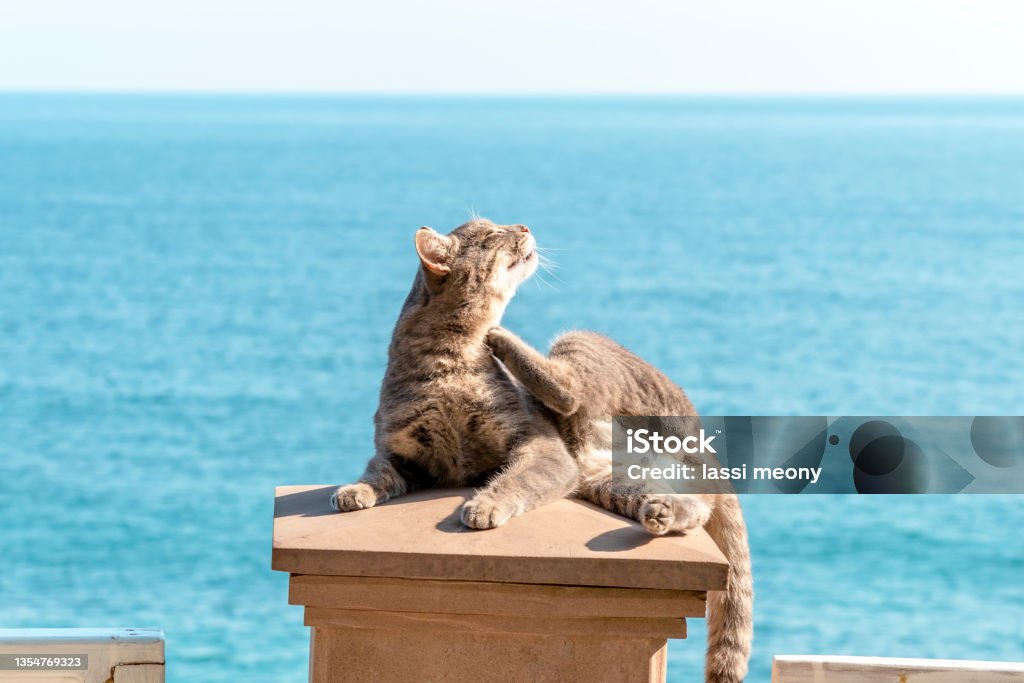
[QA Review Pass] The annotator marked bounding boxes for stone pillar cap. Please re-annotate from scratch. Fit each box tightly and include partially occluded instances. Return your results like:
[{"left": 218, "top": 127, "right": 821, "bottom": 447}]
[{"left": 273, "top": 486, "right": 728, "bottom": 591}]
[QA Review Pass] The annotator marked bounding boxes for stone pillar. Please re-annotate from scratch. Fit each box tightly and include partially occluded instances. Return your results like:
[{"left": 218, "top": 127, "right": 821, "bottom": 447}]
[{"left": 273, "top": 487, "right": 729, "bottom": 683}]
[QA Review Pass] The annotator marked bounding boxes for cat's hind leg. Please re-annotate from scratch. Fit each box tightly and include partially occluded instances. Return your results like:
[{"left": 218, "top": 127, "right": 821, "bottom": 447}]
[
  {"left": 486, "top": 327, "right": 580, "bottom": 415},
  {"left": 575, "top": 451, "right": 711, "bottom": 535}
]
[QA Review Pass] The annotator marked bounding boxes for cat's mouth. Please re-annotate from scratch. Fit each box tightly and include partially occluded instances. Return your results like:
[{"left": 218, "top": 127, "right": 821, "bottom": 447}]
[
  {"left": 510, "top": 249, "right": 535, "bottom": 270},
  {"left": 508, "top": 230, "right": 538, "bottom": 276}
]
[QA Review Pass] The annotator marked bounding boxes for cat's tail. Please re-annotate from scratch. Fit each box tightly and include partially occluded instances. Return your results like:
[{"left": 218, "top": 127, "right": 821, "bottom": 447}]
[{"left": 703, "top": 494, "right": 753, "bottom": 683}]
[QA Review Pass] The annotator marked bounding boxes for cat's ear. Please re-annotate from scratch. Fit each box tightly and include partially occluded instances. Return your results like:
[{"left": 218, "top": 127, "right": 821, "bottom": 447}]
[{"left": 415, "top": 227, "right": 453, "bottom": 275}]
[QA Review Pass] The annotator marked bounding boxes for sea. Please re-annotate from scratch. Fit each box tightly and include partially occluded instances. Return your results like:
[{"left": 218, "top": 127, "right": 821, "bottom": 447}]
[{"left": 1, "top": 95, "right": 1022, "bottom": 681}]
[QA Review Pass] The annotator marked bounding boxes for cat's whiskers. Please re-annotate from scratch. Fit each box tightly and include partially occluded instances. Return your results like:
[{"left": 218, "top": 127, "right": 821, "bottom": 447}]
[
  {"left": 536, "top": 253, "right": 564, "bottom": 284},
  {"left": 531, "top": 269, "right": 557, "bottom": 291},
  {"left": 535, "top": 245, "right": 562, "bottom": 256}
]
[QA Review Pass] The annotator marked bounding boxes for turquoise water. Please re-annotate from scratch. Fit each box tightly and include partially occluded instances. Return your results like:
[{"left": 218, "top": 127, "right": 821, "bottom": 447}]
[{"left": 1, "top": 95, "right": 1022, "bottom": 681}]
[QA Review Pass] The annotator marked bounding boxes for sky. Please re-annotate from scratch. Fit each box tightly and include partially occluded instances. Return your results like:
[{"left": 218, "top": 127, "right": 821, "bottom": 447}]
[{"left": 1, "top": 0, "right": 1022, "bottom": 94}]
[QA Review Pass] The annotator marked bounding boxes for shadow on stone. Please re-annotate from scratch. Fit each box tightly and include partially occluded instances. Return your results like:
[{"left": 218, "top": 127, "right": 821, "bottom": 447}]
[
  {"left": 274, "top": 485, "right": 339, "bottom": 518},
  {"left": 586, "top": 526, "right": 658, "bottom": 552}
]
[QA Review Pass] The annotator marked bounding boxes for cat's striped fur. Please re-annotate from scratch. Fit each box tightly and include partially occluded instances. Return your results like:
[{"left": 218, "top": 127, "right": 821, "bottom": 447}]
[{"left": 332, "top": 218, "right": 752, "bottom": 682}]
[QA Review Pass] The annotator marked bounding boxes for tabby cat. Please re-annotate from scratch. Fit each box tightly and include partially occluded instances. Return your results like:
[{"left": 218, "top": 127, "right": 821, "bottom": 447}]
[{"left": 331, "top": 219, "right": 753, "bottom": 683}]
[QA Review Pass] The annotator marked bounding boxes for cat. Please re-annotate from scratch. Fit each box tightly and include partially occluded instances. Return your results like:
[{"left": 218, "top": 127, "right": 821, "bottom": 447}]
[{"left": 331, "top": 218, "right": 753, "bottom": 683}]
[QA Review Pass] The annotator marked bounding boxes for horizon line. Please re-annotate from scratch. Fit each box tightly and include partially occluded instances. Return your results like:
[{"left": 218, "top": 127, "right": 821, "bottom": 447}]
[{"left": 2, "top": 88, "right": 1024, "bottom": 99}]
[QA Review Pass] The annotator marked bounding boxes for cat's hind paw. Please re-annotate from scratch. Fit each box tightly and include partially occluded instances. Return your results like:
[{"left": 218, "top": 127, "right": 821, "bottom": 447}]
[
  {"left": 484, "top": 327, "right": 515, "bottom": 360},
  {"left": 641, "top": 495, "right": 711, "bottom": 536},
  {"left": 330, "top": 483, "right": 377, "bottom": 513}
]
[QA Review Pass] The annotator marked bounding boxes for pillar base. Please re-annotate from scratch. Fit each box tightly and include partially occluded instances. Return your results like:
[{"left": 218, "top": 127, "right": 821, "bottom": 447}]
[{"left": 310, "top": 627, "right": 668, "bottom": 683}]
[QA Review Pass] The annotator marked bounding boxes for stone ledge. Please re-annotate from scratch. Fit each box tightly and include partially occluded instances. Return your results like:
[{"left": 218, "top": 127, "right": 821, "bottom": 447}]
[
  {"left": 272, "top": 486, "right": 729, "bottom": 592},
  {"left": 288, "top": 575, "right": 708, "bottom": 618}
]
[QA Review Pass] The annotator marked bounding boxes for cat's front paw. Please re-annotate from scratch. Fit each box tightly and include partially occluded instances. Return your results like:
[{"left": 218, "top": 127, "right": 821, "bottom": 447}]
[
  {"left": 330, "top": 483, "right": 377, "bottom": 513},
  {"left": 641, "top": 495, "right": 711, "bottom": 536},
  {"left": 460, "top": 494, "right": 517, "bottom": 530}
]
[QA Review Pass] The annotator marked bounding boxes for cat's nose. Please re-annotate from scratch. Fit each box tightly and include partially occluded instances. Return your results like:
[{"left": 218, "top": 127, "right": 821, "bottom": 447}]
[{"left": 515, "top": 224, "right": 530, "bottom": 233}]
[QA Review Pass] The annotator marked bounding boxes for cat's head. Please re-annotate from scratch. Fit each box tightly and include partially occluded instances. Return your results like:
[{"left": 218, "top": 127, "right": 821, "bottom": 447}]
[{"left": 413, "top": 219, "right": 538, "bottom": 310}]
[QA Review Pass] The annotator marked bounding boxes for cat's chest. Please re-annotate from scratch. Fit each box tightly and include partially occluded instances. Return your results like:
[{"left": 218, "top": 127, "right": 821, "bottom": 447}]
[{"left": 381, "top": 377, "right": 522, "bottom": 482}]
